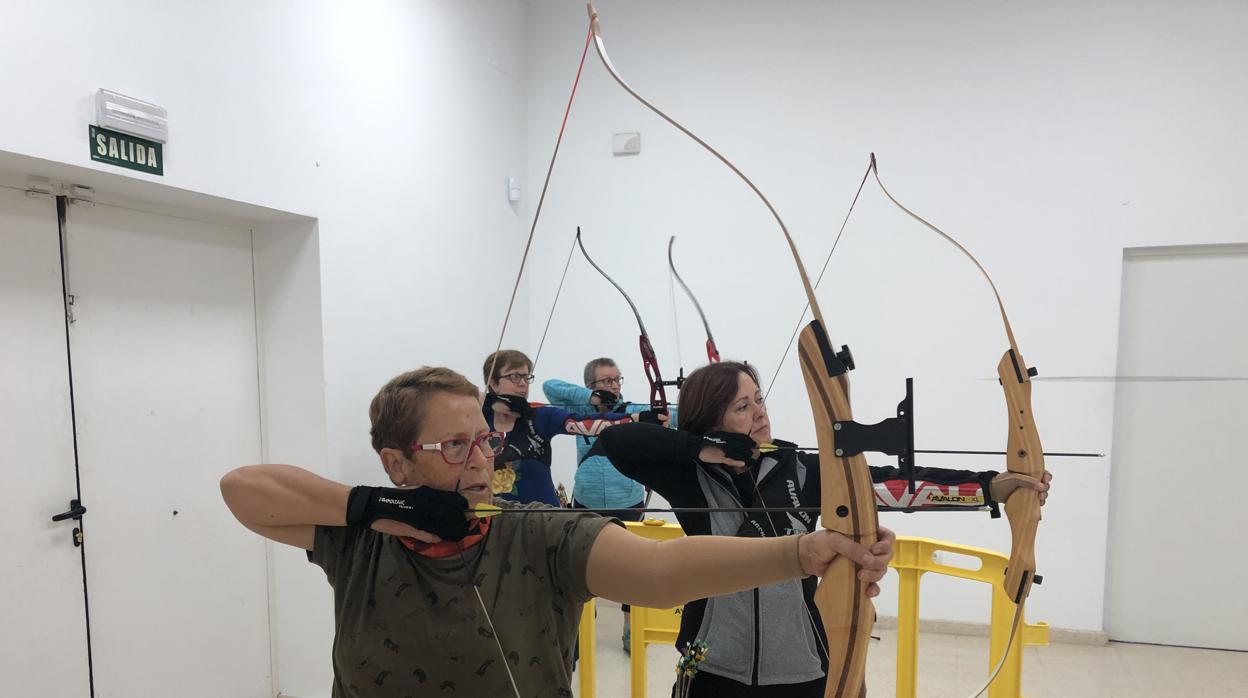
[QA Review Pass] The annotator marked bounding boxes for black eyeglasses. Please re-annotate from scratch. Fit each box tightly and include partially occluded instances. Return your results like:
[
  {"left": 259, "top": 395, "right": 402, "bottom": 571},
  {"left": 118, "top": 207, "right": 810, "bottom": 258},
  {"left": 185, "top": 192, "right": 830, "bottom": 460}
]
[
  {"left": 590, "top": 376, "right": 623, "bottom": 386},
  {"left": 499, "top": 372, "right": 535, "bottom": 385},
  {"left": 411, "top": 431, "right": 507, "bottom": 465}
]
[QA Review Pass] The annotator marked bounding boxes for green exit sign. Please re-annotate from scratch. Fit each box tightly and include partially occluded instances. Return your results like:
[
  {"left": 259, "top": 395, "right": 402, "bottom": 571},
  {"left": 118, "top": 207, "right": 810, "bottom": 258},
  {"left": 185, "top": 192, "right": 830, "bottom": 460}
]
[{"left": 89, "top": 125, "right": 163, "bottom": 176}]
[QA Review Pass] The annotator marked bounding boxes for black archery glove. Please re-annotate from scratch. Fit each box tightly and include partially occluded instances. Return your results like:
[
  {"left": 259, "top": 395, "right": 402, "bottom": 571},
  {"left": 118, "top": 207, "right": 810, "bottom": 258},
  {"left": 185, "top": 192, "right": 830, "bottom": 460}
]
[
  {"left": 590, "top": 389, "right": 620, "bottom": 410},
  {"left": 345, "top": 485, "right": 471, "bottom": 542},
  {"left": 485, "top": 391, "right": 532, "bottom": 418},
  {"left": 635, "top": 409, "right": 666, "bottom": 424},
  {"left": 692, "top": 431, "right": 759, "bottom": 468}
]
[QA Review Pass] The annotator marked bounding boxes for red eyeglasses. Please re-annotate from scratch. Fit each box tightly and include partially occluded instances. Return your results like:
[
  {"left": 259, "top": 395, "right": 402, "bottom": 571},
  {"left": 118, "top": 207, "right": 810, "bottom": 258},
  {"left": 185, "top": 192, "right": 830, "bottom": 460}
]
[{"left": 411, "top": 431, "right": 506, "bottom": 465}]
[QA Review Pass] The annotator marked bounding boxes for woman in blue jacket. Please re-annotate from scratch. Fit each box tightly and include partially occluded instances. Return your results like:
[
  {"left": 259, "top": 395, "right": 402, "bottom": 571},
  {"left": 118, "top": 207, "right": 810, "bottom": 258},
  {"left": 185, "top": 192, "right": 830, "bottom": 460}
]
[{"left": 482, "top": 350, "right": 660, "bottom": 507}]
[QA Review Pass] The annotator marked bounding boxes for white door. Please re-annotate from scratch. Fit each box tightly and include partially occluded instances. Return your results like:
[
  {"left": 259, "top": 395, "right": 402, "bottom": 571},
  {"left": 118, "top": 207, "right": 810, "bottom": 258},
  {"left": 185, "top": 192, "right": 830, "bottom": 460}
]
[
  {"left": 0, "top": 187, "right": 93, "bottom": 696},
  {"left": 63, "top": 199, "right": 272, "bottom": 696},
  {"left": 1106, "top": 244, "right": 1248, "bottom": 650}
]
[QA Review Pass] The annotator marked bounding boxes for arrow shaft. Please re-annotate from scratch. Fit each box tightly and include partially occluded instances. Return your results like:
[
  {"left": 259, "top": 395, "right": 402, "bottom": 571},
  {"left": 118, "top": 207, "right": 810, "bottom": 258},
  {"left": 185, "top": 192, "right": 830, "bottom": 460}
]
[
  {"left": 474, "top": 504, "right": 984, "bottom": 517},
  {"left": 762, "top": 444, "right": 1101, "bottom": 458}
]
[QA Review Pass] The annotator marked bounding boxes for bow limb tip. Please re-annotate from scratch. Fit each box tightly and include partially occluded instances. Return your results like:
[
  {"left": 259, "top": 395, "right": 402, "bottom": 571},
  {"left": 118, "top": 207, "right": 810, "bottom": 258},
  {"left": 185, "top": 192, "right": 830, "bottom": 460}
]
[{"left": 587, "top": 4, "right": 601, "bottom": 35}]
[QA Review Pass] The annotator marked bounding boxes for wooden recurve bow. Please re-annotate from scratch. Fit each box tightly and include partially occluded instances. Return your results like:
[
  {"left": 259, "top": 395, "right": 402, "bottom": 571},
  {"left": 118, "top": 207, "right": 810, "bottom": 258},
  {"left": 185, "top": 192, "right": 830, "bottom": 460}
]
[{"left": 586, "top": 6, "right": 878, "bottom": 694}]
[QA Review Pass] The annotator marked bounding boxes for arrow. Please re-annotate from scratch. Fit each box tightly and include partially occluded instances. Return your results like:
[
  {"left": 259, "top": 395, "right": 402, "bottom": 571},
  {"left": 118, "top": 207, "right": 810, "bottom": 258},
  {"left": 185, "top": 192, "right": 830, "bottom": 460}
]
[
  {"left": 469, "top": 503, "right": 986, "bottom": 519},
  {"left": 757, "top": 443, "right": 1103, "bottom": 458}
]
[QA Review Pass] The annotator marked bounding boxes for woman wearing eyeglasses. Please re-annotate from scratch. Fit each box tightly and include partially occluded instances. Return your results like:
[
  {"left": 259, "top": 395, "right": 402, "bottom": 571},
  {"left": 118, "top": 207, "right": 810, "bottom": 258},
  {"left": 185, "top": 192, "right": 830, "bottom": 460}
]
[
  {"left": 220, "top": 366, "right": 895, "bottom": 697},
  {"left": 594, "top": 361, "right": 1051, "bottom": 698},
  {"left": 542, "top": 356, "right": 666, "bottom": 518},
  {"left": 481, "top": 349, "right": 664, "bottom": 507},
  {"left": 543, "top": 356, "right": 675, "bottom": 652}
]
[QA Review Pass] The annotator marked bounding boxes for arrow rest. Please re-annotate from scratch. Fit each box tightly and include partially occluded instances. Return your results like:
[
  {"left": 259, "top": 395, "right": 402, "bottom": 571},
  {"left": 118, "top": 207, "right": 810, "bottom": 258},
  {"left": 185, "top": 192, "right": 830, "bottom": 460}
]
[{"left": 659, "top": 367, "right": 685, "bottom": 391}]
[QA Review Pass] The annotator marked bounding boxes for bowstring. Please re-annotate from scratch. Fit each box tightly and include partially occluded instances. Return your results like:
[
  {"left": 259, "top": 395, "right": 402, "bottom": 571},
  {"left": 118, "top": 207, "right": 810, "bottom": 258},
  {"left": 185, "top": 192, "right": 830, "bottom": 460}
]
[
  {"left": 453, "top": 474, "right": 522, "bottom": 698},
  {"left": 668, "top": 247, "right": 686, "bottom": 373},
  {"left": 763, "top": 158, "right": 873, "bottom": 400},
  {"left": 470, "top": 21, "right": 594, "bottom": 697},
  {"left": 485, "top": 23, "right": 592, "bottom": 390},
  {"left": 532, "top": 231, "right": 580, "bottom": 372},
  {"left": 751, "top": 154, "right": 869, "bottom": 662}
]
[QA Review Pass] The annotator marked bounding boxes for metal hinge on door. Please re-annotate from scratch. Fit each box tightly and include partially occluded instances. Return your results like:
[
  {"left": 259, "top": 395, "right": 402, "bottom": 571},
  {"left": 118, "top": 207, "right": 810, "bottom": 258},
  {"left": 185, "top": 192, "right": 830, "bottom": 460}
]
[
  {"left": 67, "top": 185, "right": 94, "bottom": 206},
  {"left": 25, "top": 177, "right": 58, "bottom": 199}
]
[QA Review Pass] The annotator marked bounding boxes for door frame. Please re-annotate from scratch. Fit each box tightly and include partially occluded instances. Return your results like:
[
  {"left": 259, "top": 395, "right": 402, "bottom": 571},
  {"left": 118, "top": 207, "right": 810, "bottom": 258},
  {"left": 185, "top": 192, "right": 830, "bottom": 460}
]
[{"left": 0, "top": 149, "right": 330, "bottom": 694}]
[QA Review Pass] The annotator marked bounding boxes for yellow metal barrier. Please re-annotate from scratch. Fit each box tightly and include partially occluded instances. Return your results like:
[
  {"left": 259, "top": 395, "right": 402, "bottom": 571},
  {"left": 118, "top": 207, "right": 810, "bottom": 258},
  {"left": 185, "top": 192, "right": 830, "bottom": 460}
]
[
  {"left": 578, "top": 597, "right": 597, "bottom": 696},
  {"left": 624, "top": 520, "right": 684, "bottom": 697},
  {"left": 577, "top": 528, "right": 1048, "bottom": 698},
  {"left": 891, "top": 537, "right": 1049, "bottom": 698},
  {"left": 578, "top": 519, "right": 682, "bottom": 698}
]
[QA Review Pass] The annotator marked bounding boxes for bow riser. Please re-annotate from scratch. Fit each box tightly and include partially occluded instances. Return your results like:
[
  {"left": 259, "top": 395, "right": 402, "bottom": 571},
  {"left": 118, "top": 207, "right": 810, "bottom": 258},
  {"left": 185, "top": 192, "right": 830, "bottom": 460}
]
[
  {"left": 799, "top": 324, "right": 878, "bottom": 697},
  {"left": 639, "top": 333, "right": 670, "bottom": 414},
  {"left": 998, "top": 349, "right": 1045, "bottom": 604}
]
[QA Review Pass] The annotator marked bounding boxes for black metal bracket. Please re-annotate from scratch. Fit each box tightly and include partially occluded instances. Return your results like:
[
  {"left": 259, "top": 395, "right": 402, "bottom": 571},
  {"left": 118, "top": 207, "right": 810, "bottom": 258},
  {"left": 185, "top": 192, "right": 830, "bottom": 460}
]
[
  {"left": 999, "top": 349, "right": 1039, "bottom": 385},
  {"left": 833, "top": 378, "right": 917, "bottom": 493},
  {"left": 809, "top": 321, "right": 854, "bottom": 377}
]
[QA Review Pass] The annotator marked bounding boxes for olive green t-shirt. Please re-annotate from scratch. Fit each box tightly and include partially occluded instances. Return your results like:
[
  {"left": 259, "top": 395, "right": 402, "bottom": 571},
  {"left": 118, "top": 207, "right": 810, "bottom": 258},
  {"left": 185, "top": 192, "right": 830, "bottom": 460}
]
[{"left": 308, "top": 504, "right": 614, "bottom": 697}]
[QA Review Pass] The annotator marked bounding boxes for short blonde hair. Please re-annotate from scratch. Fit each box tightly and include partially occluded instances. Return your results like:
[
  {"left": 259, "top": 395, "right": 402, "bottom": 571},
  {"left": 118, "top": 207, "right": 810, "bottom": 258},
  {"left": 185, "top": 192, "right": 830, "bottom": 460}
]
[{"left": 369, "top": 367, "right": 480, "bottom": 455}]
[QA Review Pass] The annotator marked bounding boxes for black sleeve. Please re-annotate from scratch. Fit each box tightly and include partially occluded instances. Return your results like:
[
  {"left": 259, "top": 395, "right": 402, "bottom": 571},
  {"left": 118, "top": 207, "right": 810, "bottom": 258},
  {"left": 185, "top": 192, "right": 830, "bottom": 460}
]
[{"left": 593, "top": 422, "right": 703, "bottom": 503}]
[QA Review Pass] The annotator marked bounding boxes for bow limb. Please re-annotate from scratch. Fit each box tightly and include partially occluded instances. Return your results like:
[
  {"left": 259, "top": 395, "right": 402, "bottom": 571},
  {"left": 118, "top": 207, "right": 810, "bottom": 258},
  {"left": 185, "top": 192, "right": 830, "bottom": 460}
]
[
  {"left": 869, "top": 155, "right": 1044, "bottom": 697},
  {"left": 575, "top": 227, "right": 672, "bottom": 414},
  {"left": 587, "top": 6, "right": 877, "bottom": 695},
  {"left": 667, "top": 236, "right": 720, "bottom": 363}
]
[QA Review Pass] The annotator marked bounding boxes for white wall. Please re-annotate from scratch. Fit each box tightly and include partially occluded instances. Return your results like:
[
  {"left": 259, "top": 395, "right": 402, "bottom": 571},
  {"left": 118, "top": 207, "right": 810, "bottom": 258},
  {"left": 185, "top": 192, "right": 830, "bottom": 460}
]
[
  {"left": 6, "top": 0, "right": 1247, "bottom": 686},
  {"left": 1, "top": 1, "right": 531, "bottom": 696},
  {"left": 523, "top": 0, "right": 1248, "bottom": 633}
]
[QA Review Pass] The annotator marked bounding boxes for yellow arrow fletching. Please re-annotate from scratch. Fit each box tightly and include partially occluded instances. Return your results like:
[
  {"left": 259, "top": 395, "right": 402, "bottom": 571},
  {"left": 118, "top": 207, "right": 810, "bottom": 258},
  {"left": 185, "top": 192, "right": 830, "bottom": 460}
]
[{"left": 471, "top": 503, "right": 503, "bottom": 519}]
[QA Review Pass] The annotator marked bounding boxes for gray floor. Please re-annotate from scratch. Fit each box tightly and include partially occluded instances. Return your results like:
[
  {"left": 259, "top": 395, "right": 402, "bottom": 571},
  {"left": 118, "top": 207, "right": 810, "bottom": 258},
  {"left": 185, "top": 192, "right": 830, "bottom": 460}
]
[{"left": 574, "top": 602, "right": 1248, "bottom": 697}]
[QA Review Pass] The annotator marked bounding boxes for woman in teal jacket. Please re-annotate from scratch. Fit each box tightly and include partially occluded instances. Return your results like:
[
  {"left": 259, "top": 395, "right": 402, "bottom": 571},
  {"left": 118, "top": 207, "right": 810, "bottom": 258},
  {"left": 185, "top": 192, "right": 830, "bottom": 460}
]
[{"left": 543, "top": 356, "right": 678, "bottom": 650}]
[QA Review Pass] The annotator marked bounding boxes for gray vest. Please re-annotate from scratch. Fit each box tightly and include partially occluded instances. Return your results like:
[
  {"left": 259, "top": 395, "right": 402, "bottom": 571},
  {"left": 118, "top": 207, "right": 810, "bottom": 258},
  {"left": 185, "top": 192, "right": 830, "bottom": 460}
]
[{"left": 690, "top": 457, "right": 824, "bottom": 685}]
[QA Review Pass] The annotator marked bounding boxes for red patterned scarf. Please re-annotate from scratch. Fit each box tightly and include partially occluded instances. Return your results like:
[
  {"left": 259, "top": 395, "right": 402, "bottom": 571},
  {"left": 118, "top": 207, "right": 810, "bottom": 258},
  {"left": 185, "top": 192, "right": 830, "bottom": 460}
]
[{"left": 399, "top": 518, "right": 491, "bottom": 558}]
